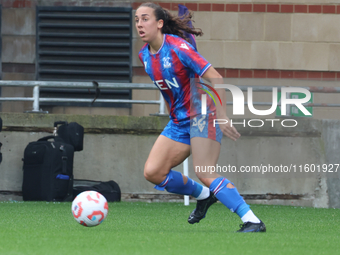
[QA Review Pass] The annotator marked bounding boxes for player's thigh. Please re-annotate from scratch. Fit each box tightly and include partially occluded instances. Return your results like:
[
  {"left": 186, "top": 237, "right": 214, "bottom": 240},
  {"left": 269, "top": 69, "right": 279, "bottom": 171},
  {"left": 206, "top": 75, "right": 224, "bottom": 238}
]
[
  {"left": 144, "top": 135, "right": 190, "bottom": 180},
  {"left": 191, "top": 137, "right": 221, "bottom": 187}
]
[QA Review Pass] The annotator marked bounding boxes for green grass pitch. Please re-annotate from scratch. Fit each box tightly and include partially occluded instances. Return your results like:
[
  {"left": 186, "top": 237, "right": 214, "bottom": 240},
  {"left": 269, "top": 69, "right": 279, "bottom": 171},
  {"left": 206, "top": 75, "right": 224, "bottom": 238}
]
[{"left": 0, "top": 201, "right": 339, "bottom": 255}]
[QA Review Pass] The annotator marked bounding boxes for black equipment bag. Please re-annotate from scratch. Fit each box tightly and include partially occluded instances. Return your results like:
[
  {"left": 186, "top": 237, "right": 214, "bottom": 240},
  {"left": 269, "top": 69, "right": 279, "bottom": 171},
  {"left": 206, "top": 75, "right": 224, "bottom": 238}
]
[
  {"left": 73, "top": 179, "right": 121, "bottom": 202},
  {"left": 54, "top": 121, "right": 84, "bottom": 152},
  {"left": 22, "top": 135, "right": 74, "bottom": 201}
]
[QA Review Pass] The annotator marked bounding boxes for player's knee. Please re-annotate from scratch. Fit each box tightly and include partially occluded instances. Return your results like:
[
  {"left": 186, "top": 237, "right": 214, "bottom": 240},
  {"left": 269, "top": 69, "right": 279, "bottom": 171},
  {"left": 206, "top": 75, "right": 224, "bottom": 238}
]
[
  {"left": 143, "top": 165, "right": 153, "bottom": 182},
  {"left": 143, "top": 171, "right": 155, "bottom": 182},
  {"left": 143, "top": 162, "right": 161, "bottom": 183}
]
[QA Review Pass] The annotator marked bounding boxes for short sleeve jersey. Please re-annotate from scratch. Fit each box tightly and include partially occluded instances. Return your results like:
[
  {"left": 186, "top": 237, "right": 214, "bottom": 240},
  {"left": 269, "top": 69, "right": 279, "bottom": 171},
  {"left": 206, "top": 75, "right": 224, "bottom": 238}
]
[{"left": 138, "top": 34, "right": 211, "bottom": 123}]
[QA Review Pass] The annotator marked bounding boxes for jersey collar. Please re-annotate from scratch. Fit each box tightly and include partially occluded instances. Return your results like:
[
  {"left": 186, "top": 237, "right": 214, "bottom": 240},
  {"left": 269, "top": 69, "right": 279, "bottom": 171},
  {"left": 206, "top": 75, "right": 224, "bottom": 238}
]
[{"left": 149, "top": 34, "right": 166, "bottom": 56}]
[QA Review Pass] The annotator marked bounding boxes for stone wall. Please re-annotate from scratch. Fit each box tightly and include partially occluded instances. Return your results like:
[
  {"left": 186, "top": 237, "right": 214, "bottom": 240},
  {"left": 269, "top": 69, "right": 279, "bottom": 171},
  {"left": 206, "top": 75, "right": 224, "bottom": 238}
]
[{"left": 0, "top": 112, "right": 339, "bottom": 208}]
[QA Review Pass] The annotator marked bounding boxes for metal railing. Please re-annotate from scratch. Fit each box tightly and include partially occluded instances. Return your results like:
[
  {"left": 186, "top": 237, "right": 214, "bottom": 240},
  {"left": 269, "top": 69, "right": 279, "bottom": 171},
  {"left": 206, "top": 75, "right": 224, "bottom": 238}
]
[
  {"left": 0, "top": 81, "right": 165, "bottom": 114},
  {"left": 0, "top": 81, "right": 340, "bottom": 115}
]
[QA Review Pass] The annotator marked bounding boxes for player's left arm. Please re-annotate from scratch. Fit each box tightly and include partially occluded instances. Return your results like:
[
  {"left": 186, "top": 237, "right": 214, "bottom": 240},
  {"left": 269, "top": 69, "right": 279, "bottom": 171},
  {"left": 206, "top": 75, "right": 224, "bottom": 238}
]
[
  {"left": 202, "top": 67, "right": 240, "bottom": 141},
  {"left": 175, "top": 39, "right": 239, "bottom": 140}
]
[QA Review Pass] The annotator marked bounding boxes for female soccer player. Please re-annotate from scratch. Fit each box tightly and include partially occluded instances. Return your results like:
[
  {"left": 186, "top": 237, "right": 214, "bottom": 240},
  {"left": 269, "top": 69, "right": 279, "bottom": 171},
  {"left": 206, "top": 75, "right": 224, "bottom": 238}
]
[{"left": 135, "top": 2, "right": 266, "bottom": 232}]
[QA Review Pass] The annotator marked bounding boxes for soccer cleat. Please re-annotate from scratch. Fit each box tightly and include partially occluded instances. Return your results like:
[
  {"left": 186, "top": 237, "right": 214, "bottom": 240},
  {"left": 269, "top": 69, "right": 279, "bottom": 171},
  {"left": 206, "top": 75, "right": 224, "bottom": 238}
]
[
  {"left": 237, "top": 221, "right": 266, "bottom": 233},
  {"left": 188, "top": 192, "right": 218, "bottom": 224}
]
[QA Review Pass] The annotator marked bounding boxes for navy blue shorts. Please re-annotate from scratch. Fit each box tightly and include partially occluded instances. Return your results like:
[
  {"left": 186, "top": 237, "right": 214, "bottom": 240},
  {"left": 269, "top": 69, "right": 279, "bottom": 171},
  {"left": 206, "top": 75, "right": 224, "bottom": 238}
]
[{"left": 161, "top": 113, "right": 223, "bottom": 145}]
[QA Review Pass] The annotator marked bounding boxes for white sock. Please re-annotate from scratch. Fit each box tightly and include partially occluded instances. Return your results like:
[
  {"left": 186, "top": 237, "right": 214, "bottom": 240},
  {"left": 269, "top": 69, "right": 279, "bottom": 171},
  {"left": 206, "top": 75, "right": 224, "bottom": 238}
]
[
  {"left": 196, "top": 186, "right": 210, "bottom": 200},
  {"left": 241, "top": 210, "right": 261, "bottom": 223}
]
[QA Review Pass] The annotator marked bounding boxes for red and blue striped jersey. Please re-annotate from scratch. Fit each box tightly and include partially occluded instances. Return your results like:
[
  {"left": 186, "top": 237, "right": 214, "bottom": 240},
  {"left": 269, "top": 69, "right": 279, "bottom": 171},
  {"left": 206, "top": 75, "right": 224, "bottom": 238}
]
[{"left": 138, "top": 34, "right": 211, "bottom": 123}]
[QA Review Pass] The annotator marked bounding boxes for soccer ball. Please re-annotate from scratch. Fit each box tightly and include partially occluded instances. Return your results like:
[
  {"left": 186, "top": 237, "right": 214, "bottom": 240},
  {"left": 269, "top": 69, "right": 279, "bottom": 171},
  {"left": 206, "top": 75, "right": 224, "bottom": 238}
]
[{"left": 71, "top": 191, "right": 109, "bottom": 227}]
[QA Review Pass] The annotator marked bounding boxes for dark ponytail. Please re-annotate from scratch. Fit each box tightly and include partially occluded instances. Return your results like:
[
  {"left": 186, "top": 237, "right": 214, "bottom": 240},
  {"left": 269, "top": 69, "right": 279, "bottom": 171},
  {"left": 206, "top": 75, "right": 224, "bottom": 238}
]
[{"left": 138, "top": 2, "right": 203, "bottom": 42}]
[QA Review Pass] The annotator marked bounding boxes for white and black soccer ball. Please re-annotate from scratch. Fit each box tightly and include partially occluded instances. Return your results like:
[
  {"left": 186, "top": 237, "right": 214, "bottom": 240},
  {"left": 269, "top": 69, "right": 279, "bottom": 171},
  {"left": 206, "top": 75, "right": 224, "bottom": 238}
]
[{"left": 71, "top": 191, "right": 108, "bottom": 227}]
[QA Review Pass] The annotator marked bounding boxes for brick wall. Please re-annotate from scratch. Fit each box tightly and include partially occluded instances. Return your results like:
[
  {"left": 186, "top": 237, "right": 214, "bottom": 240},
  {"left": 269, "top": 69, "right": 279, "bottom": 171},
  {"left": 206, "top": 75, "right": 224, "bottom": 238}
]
[{"left": 133, "top": 1, "right": 340, "bottom": 77}]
